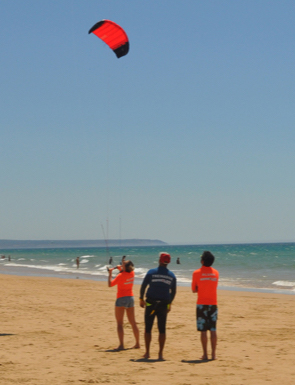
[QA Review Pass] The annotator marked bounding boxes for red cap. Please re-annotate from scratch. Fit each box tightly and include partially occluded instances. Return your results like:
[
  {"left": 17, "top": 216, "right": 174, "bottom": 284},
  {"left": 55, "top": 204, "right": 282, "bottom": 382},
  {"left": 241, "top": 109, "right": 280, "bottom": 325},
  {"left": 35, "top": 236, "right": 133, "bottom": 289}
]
[{"left": 159, "top": 252, "right": 171, "bottom": 264}]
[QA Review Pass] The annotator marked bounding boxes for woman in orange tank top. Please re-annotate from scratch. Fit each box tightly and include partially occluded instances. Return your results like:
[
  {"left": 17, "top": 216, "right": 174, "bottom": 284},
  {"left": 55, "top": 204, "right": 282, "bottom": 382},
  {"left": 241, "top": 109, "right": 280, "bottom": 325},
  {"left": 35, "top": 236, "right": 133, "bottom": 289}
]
[{"left": 108, "top": 259, "right": 140, "bottom": 351}]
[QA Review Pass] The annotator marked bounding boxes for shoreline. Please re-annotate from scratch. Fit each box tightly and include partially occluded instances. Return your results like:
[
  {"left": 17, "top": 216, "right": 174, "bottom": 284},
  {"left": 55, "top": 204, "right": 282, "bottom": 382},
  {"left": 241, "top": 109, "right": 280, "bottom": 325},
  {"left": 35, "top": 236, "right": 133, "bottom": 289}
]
[
  {"left": 1, "top": 267, "right": 295, "bottom": 296},
  {"left": 1, "top": 242, "right": 295, "bottom": 295},
  {"left": 1, "top": 274, "right": 295, "bottom": 384}
]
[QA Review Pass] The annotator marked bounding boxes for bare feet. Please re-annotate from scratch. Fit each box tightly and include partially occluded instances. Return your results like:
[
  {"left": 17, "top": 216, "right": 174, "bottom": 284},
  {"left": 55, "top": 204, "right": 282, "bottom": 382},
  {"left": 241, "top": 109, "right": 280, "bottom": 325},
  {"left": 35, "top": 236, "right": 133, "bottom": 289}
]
[
  {"left": 114, "top": 345, "right": 124, "bottom": 351},
  {"left": 158, "top": 355, "right": 165, "bottom": 361},
  {"left": 132, "top": 344, "right": 140, "bottom": 349},
  {"left": 200, "top": 355, "right": 208, "bottom": 360},
  {"left": 142, "top": 352, "right": 150, "bottom": 359}
]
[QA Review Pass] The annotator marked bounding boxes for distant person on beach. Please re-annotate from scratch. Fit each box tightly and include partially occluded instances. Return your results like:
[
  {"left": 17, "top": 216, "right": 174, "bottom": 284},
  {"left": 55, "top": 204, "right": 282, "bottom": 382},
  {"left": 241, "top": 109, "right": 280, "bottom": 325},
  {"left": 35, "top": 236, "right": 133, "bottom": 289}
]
[
  {"left": 191, "top": 251, "right": 219, "bottom": 360},
  {"left": 109, "top": 256, "right": 113, "bottom": 265},
  {"left": 76, "top": 257, "right": 80, "bottom": 269},
  {"left": 176, "top": 257, "right": 180, "bottom": 264},
  {"left": 140, "top": 252, "right": 177, "bottom": 360},
  {"left": 108, "top": 259, "right": 140, "bottom": 351}
]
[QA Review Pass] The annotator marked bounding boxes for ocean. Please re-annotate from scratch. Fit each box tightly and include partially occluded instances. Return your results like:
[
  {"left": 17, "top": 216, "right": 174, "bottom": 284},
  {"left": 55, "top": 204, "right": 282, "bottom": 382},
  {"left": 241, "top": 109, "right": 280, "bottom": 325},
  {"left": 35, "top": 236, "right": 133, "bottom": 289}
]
[{"left": 1, "top": 243, "right": 295, "bottom": 294}]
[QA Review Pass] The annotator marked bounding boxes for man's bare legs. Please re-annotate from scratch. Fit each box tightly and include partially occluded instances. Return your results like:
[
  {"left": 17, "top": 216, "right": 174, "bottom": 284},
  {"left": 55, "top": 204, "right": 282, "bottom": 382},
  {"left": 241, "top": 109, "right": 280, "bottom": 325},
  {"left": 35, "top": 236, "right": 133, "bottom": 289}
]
[
  {"left": 143, "top": 332, "right": 151, "bottom": 358},
  {"left": 158, "top": 333, "right": 166, "bottom": 360},
  {"left": 210, "top": 331, "right": 217, "bottom": 360},
  {"left": 200, "top": 331, "right": 208, "bottom": 360},
  {"left": 143, "top": 332, "right": 166, "bottom": 360},
  {"left": 200, "top": 330, "right": 217, "bottom": 360}
]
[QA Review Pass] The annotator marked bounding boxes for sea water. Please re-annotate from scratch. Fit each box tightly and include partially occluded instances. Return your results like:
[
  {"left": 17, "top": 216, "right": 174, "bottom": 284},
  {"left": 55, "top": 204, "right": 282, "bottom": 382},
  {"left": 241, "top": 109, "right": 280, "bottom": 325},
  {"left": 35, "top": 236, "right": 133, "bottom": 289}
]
[{"left": 0, "top": 243, "right": 295, "bottom": 294}]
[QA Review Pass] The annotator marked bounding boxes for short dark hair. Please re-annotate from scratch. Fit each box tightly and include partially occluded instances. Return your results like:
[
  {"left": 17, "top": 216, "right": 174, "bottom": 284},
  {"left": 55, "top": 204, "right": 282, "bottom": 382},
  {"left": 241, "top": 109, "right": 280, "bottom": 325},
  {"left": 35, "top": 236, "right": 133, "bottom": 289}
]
[
  {"left": 124, "top": 260, "right": 134, "bottom": 273},
  {"left": 201, "top": 251, "right": 215, "bottom": 267}
]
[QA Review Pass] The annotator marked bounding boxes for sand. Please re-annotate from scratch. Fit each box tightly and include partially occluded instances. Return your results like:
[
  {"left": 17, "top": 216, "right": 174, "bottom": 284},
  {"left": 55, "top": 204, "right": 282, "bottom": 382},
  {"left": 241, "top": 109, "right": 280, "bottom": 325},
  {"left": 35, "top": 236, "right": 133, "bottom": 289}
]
[{"left": 0, "top": 274, "right": 294, "bottom": 384}]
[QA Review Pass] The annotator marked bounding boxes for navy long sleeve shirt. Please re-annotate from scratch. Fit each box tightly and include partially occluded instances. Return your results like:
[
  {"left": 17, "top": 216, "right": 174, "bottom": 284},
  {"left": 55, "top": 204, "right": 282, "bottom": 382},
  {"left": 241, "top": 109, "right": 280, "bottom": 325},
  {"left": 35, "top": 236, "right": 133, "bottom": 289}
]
[{"left": 140, "top": 266, "right": 177, "bottom": 303}]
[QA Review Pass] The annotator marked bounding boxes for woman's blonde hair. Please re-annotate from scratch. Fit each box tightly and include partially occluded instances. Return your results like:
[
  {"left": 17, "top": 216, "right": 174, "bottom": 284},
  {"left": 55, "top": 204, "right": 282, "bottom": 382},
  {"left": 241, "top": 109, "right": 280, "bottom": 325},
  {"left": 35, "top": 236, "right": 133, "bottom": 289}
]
[{"left": 124, "top": 260, "right": 134, "bottom": 273}]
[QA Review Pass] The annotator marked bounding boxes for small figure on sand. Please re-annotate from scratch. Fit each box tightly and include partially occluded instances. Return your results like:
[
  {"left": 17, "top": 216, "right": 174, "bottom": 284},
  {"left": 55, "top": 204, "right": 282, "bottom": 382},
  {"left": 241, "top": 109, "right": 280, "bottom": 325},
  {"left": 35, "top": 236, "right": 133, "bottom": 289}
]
[
  {"left": 176, "top": 257, "right": 180, "bottom": 264},
  {"left": 140, "top": 252, "right": 176, "bottom": 361},
  {"left": 192, "top": 251, "right": 219, "bottom": 360},
  {"left": 76, "top": 257, "right": 80, "bottom": 269},
  {"left": 108, "top": 256, "right": 113, "bottom": 265},
  {"left": 108, "top": 258, "right": 140, "bottom": 351}
]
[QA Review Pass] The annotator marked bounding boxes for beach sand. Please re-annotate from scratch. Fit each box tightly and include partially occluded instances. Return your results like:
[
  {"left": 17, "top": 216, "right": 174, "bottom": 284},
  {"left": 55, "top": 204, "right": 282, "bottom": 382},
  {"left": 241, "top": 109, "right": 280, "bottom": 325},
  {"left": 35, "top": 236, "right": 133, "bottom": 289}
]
[{"left": 1, "top": 274, "right": 294, "bottom": 384}]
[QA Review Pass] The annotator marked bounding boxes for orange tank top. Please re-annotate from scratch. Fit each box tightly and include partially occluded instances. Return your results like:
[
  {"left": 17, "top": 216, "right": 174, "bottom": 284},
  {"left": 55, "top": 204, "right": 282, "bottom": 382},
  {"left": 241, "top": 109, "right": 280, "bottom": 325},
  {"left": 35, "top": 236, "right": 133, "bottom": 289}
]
[
  {"left": 111, "top": 271, "right": 135, "bottom": 298},
  {"left": 192, "top": 266, "right": 219, "bottom": 305}
]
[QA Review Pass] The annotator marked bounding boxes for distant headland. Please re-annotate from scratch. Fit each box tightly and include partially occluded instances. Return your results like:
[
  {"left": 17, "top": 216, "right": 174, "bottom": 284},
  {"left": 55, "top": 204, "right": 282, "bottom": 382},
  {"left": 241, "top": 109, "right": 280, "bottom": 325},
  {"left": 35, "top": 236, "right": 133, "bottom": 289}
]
[{"left": 0, "top": 239, "right": 167, "bottom": 249}]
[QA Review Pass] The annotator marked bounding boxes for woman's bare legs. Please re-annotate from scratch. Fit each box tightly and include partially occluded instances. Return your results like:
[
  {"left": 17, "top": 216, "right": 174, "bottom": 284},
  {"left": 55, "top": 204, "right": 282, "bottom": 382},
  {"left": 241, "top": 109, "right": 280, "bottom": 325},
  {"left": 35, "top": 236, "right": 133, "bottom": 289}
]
[
  {"left": 115, "top": 306, "right": 125, "bottom": 350},
  {"left": 126, "top": 307, "right": 140, "bottom": 348}
]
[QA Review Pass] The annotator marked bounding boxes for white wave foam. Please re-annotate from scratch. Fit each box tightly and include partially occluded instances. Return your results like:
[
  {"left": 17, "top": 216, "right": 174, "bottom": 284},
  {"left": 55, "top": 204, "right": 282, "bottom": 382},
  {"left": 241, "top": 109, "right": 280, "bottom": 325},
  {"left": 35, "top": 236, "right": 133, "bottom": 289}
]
[
  {"left": 176, "top": 276, "right": 191, "bottom": 283},
  {"left": 6, "top": 263, "right": 75, "bottom": 273},
  {"left": 134, "top": 267, "right": 148, "bottom": 278},
  {"left": 4, "top": 262, "right": 98, "bottom": 276},
  {"left": 272, "top": 281, "right": 295, "bottom": 287},
  {"left": 97, "top": 265, "right": 109, "bottom": 271}
]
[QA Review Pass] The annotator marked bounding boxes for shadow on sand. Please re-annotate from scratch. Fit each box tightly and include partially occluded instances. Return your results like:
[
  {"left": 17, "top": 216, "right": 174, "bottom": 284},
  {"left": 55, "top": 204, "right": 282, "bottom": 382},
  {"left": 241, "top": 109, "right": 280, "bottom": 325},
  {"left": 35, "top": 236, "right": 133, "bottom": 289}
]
[
  {"left": 130, "top": 358, "right": 163, "bottom": 363},
  {"left": 102, "top": 347, "right": 140, "bottom": 353},
  {"left": 0, "top": 334, "right": 14, "bottom": 337},
  {"left": 181, "top": 359, "right": 211, "bottom": 364}
]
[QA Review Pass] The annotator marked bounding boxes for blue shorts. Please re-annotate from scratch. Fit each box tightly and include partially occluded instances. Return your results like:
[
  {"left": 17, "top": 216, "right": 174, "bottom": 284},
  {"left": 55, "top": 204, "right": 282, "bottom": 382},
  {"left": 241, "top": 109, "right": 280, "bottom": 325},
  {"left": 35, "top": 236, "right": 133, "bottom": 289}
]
[
  {"left": 115, "top": 296, "right": 134, "bottom": 308},
  {"left": 196, "top": 305, "right": 218, "bottom": 331}
]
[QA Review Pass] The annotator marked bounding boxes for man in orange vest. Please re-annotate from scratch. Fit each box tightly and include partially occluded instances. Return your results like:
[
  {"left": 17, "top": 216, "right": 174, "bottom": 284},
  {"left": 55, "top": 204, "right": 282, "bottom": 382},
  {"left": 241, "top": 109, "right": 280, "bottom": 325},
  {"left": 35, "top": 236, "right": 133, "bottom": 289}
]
[{"left": 192, "top": 251, "right": 219, "bottom": 360}]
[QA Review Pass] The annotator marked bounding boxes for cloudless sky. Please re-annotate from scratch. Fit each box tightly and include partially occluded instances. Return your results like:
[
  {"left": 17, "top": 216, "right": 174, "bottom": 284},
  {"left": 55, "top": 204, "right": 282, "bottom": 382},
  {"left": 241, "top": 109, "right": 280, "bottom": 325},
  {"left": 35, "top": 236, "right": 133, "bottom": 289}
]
[{"left": 1, "top": 0, "right": 295, "bottom": 244}]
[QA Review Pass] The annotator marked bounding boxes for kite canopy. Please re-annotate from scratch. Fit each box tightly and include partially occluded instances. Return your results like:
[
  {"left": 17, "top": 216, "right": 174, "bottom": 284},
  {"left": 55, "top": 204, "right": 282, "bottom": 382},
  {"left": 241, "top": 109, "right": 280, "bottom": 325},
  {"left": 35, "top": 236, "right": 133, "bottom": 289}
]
[{"left": 88, "top": 19, "right": 129, "bottom": 58}]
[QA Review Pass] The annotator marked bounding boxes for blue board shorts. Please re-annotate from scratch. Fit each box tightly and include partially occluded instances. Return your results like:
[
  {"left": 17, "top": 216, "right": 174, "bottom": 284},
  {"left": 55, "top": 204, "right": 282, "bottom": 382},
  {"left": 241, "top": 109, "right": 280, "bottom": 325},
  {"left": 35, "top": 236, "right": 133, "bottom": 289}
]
[
  {"left": 196, "top": 305, "right": 218, "bottom": 331},
  {"left": 115, "top": 296, "right": 134, "bottom": 308}
]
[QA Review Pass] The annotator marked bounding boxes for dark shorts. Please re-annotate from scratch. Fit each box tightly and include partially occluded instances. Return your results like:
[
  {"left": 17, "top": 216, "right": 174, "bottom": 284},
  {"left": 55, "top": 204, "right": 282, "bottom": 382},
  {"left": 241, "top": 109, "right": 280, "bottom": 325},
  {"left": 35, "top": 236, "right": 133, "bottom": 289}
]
[
  {"left": 145, "top": 299, "right": 169, "bottom": 334},
  {"left": 196, "top": 305, "right": 218, "bottom": 331}
]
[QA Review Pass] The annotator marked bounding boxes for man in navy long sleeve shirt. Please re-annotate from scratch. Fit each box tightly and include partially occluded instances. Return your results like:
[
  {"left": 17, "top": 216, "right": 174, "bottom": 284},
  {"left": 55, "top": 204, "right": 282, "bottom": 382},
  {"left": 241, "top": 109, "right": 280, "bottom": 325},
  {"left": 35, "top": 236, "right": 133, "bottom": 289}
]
[{"left": 139, "top": 252, "right": 177, "bottom": 360}]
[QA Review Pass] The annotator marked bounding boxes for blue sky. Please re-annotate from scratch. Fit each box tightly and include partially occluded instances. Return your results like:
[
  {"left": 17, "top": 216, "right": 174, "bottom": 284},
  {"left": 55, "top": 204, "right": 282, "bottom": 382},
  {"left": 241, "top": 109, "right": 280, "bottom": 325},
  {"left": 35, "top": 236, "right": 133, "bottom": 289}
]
[{"left": 1, "top": 0, "right": 295, "bottom": 244}]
